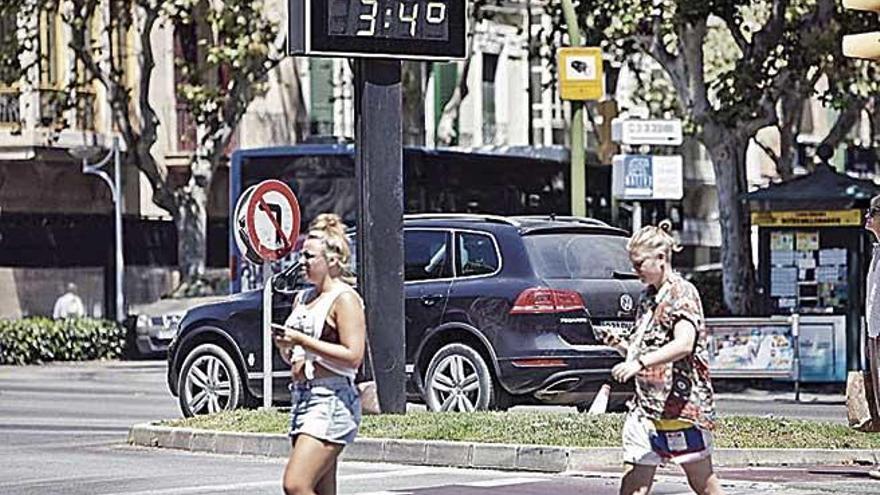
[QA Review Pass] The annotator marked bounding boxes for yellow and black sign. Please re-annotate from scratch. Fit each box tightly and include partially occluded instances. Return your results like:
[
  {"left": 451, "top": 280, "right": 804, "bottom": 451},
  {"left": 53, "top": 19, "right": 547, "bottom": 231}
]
[
  {"left": 751, "top": 209, "right": 863, "bottom": 227},
  {"left": 558, "top": 47, "right": 603, "bottom": 101}
]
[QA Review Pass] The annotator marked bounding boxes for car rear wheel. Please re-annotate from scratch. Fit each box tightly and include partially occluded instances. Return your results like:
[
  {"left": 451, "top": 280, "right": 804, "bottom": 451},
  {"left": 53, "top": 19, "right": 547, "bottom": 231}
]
[
  {"left": 424, "top": 343, "right": 494, "bottom": 412},
  {"left": 177, "top": 343, "right": 244, "bottom": 417}
]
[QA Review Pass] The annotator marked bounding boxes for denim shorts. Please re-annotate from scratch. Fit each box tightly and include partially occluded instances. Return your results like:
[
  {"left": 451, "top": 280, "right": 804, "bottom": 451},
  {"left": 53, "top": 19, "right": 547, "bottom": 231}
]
[{"left": 289, "top": 376, "right": 361, "bottom": 445}]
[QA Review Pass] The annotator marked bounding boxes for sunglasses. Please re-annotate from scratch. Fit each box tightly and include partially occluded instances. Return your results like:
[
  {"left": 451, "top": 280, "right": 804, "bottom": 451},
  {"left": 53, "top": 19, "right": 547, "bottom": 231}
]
[
  {"left": 867, "top": 207, "right": 880, "bottom": 217},
  {"left": 300, "top": 251, "right": 321, "bottom": 261}
]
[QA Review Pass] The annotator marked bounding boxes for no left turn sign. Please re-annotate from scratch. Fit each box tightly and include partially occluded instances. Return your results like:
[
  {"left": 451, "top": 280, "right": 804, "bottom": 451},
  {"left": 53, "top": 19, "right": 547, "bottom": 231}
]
[{"left": 234, "top": 180, "right": 301, "bottom": 262}]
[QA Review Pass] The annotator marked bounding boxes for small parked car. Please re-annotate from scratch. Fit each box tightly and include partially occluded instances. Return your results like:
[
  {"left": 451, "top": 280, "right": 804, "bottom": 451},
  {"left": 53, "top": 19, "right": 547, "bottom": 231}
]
[
  {"left": 124, "top": 274, "right": 228, "bottom": 357},
  {"left": 167, "top": 214, "right": 641, "bottom": 416}
]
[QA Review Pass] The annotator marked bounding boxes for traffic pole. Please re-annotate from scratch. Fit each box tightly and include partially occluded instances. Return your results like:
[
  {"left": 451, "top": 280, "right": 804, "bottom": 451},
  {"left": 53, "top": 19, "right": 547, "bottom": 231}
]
[
  {"left": 262, "top": 263, "right": 273, "bottom": 408},
  {"left": 354, "top": 60, "right": 406, "bottom": 414},
  {"left": 561, "top": 0, "right": 586, "bottom": 217}
]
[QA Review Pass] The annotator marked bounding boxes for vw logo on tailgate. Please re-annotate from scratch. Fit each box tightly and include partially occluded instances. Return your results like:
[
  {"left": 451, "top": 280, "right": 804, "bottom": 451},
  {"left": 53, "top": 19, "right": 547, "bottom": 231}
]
[{"left": 619, "top": 293, "right": 634, "bottom": 313}]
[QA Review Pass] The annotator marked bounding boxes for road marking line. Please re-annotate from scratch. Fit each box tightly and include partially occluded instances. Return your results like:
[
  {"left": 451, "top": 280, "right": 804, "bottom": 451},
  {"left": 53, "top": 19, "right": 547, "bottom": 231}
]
[
  {"left": 0, "top": 428, "right": 124, "bottom": 435},
  {"left": 98, "top": 466, "right": 440, "bottom": 495},
  {"left": 100, "top": 480, "right": 278, "bottom": 494},
  {"left": 463, "top": 477, "right": 546, "bottom": 487}
]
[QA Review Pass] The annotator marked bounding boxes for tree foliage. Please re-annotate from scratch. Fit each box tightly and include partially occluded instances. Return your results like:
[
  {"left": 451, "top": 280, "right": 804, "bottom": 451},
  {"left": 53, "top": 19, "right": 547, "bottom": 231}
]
[
  {"left": 540, "top": 0, "right": 880, "bottom": 314},
  {"left": 0, "top": 0, "right": 290, "bottom": 283}
]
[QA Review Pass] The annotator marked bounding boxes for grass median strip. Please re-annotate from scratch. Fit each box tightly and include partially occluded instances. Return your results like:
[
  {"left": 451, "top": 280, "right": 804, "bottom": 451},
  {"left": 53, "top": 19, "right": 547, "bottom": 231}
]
[{"left": 163, "top": 410, "right": 880, "bottom": 450}]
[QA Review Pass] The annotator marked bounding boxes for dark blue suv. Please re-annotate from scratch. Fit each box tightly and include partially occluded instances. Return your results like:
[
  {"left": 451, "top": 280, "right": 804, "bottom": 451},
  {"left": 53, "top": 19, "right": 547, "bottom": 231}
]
[{"left": 167, "top": 214, "right": 641, "bottom": 416}]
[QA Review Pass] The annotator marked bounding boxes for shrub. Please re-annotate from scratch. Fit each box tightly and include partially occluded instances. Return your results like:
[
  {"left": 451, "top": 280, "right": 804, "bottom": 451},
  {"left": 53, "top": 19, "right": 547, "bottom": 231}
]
[{"left": 0, "top": 317, "right": 125, "bottom": 365}]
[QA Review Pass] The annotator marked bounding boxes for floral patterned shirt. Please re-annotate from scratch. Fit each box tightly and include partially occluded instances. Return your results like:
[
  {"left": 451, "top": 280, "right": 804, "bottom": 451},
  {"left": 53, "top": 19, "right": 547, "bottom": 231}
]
[{"left": 603, "top": 272, "right": 716, "bottom": 430}]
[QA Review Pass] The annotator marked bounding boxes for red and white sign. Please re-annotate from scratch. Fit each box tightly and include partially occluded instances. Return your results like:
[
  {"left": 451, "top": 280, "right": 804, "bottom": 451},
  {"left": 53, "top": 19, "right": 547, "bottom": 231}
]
[{"left": 233, "top": 180, "right": 301, "bottom": 262}]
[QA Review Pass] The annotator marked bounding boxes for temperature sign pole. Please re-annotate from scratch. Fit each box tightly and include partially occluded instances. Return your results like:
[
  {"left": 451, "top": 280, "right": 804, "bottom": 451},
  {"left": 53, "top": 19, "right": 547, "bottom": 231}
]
[{"left": 289, "top": 0, "right": 467, "bottom": 414}]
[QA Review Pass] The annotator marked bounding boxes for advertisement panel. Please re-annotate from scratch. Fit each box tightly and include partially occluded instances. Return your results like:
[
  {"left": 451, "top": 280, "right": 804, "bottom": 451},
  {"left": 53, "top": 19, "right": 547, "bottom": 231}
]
[{"left": 705, "top": 316, "right": 846, "bottom": 382}]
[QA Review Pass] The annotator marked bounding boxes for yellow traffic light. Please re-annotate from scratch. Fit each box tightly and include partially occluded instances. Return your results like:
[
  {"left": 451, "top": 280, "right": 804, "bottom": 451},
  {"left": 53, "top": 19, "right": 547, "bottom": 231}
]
[{"left": 843, "top": 0, "right": 880, "bottom": 59}]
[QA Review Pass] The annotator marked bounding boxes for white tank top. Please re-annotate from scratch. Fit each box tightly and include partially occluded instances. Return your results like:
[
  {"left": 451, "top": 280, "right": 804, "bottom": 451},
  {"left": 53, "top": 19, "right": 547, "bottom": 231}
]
[{"left": 285, "top": 285, "right": 361, "bottom": 380}]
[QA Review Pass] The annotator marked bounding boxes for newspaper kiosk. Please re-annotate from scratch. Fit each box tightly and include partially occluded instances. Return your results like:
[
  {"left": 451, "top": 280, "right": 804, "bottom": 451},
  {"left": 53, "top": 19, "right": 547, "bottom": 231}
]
[{"left": 745, "top": 163, "right": 878, "bottom": 379}]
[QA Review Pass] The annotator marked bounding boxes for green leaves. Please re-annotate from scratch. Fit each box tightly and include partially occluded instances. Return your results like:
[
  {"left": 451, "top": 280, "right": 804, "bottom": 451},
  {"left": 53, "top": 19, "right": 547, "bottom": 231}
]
[
  {"left": 167, "top": 0, "right": 281, "bottom": 139},
  {"left": 0, "top": 317, "right": 126, "bottom": 365}
]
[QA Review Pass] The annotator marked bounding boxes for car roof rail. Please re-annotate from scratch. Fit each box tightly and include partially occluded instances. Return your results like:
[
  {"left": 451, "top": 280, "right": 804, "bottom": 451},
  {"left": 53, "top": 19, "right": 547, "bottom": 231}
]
[
  {"left": 511, "top": 215, "right": 611, "bottom": 227},
  {"left": 404, "top": 213, "right": 522, "bottom": 227}
]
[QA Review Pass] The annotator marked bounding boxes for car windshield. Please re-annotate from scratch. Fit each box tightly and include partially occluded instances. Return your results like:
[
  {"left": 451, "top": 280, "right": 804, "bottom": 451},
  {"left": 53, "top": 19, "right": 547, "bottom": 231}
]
[{"left": 523, "top": 233, "right": 632, "bottom": 279}]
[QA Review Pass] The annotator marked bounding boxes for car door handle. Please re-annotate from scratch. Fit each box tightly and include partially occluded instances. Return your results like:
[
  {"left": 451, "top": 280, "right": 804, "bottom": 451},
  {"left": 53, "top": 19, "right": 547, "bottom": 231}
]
[{"left": 420, "top": 295, "right": 443, "bottom": 306}]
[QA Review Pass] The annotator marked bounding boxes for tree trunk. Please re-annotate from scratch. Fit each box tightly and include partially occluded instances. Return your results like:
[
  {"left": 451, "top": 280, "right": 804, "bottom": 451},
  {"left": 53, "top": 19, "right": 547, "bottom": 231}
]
[
  {"left": 175, "top": 181, "right": 208, "bottom": 282},
  {"left": 175, "top": 132, "right": 213, "bottom": 284},
  {"left": 776, "top": 93, "right": 802, "bottom": 180},
  {"left": 704, "top": 129, "right": 758, "bottom": 314}
]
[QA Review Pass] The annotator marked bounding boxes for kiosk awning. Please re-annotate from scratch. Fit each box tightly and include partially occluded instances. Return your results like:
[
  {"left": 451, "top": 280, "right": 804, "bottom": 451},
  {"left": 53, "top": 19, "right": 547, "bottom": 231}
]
[{"left": 744, "top": 164, "right": 879, "bottom": 210}]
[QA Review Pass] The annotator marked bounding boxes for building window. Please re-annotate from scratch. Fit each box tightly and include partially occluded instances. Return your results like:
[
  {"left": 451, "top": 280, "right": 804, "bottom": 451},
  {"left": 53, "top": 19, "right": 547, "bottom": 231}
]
[
  {"left": 0, "top": 6, "right": 19, "bottom": 85},
  {"left": 481, "top": 53, "right": 498, "bottom": 144},
  {"left": 39, "top": 7, "right": 60, "bottom": 88},
  {"left": 309, "top": 58, "right": 335, "bottom": 136}
]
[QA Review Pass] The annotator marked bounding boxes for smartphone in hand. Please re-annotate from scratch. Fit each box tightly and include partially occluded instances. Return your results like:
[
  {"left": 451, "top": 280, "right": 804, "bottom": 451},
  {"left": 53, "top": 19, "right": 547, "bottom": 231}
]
[{"left": 271, "top": 323, "right": 289, "bottom": 336}]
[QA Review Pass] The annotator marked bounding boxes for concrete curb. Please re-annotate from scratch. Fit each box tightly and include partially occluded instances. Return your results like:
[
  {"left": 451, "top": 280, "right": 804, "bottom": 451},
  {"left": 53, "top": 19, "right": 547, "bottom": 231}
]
[{"left": 128, "top": 423, "right": 880, "bottom": 473}]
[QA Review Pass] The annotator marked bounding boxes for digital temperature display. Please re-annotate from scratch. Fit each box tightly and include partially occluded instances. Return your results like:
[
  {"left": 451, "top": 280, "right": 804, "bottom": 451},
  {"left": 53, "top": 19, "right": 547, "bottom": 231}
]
[
  {"left": 289, "top": 0, "right": 467, "bottom": 59},
  {"left": 328, "top": 0, "right": 449, "bottom": 41}
]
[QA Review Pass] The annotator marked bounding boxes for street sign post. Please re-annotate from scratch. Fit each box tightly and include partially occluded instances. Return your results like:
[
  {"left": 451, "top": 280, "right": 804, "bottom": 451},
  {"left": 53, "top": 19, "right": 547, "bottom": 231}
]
[
  {"left": 611, "top": 118, "right": 683, "bottom": 146},
  {"left": 558, "top": 47, "right": 603, "bottom": 101},
  {"left": 232, "top": 179, "right": 301, "bottom": 409},
  {"left": 288, "top": 0, "right": 467, "bottom": 59},
  {"left": 611, "top": 154, "right": 683, "bottom": 231},
  {"left": 612, "top": 154, "right": 683, "bottom": 201}
]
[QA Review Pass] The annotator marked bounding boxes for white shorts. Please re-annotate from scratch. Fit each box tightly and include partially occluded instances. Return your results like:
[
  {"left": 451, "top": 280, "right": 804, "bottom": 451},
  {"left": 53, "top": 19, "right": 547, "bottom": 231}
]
[{"left": 622, "top": 411, "right": 713, "bottom": 466}]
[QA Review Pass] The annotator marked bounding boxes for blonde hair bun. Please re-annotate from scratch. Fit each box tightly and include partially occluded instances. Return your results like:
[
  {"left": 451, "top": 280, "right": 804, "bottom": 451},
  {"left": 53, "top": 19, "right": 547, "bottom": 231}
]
[
  {"left": 307, "top": 213, "right": 352, "bottom": 276},
  {"left": 627, "top": 219, "right": 682, "bottom": 257}
]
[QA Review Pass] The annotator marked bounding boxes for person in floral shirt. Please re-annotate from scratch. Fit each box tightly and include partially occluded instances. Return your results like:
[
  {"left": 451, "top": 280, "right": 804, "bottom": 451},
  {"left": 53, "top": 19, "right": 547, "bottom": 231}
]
[{"left": 605, "top": 220, "right": 724, "bottom": 495}]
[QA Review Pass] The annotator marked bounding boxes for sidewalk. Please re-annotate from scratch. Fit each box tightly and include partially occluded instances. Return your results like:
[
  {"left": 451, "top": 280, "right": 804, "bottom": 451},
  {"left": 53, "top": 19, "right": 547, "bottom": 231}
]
[{"left": 128, "top": 423, "right": 879, "bottom": 473}]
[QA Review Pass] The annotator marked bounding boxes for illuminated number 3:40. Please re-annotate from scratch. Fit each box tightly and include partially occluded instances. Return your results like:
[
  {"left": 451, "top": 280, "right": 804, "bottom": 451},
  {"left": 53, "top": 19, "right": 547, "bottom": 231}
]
[{"left": 357, "top": 1, "right": 448, "bottom": 37}]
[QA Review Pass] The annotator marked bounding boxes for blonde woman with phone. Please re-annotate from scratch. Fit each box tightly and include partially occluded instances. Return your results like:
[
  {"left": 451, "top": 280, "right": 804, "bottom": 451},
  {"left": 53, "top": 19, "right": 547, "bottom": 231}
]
[
  {"left": 605, "top": 220, "right": 724, "bottom": 495},
  {"left": 272, "top": 213, "right": 365, "bottom": 495}
]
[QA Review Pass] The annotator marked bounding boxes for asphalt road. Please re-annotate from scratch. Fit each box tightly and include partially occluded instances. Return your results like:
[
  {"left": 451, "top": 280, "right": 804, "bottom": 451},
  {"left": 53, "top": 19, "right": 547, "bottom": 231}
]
[{"left": 0, "top": 360, "right": 872, "bottom": 495}]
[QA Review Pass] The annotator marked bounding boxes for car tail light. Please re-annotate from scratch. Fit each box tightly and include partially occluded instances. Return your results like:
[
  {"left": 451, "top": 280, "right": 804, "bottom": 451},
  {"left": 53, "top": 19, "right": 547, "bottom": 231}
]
[{"left": 510, "top": 288, "right": 585, "bottom": 314}]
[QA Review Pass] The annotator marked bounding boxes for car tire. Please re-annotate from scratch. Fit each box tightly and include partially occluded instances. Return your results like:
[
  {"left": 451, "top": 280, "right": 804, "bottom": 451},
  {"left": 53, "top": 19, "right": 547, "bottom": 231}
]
[
  {"left": 177, "top": 343, "right": 244, "bottom": 417},
  {"left": 424, "top": 343, "right": 494, "bottom": 412}
]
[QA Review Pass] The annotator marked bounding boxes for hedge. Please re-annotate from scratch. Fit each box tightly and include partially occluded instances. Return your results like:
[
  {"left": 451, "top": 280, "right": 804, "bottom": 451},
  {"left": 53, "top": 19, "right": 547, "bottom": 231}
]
[{"left": 0, "top": 317, "right": 125, "bottom": 365}]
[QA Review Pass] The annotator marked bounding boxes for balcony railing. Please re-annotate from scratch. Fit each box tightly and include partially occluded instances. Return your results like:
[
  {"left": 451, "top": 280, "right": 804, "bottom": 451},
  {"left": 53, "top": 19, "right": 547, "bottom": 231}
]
[
  {"left": 0, "top": 88, "right": 20, "bottom": 126},
  {"left": 36, "top": 87, "right": 96, "bottom": 131}
]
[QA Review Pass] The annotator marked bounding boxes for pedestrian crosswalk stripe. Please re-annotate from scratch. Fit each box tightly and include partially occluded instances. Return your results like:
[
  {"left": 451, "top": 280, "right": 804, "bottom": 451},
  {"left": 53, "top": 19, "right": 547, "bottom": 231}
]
[{"left": 462, "top": 477, "right": 545, "bottom": 487}]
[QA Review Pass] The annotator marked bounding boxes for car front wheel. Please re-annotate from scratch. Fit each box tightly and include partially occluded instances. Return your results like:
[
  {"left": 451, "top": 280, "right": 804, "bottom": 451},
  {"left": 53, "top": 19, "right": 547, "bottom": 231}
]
[
  {"left": 424, "top": 343, "right": 494, "bottom": 412},
  {"left": 177, "top": 343, "right": 244, "bottom": 417}
]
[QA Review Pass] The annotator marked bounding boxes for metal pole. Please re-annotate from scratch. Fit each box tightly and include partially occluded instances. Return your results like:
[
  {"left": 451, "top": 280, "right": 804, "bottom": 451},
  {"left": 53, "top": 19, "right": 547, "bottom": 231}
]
[
  {"left": 560, "top": 0, "right": 586, "bottom": 217},
  {"left": 262, "top": 264, "right": 273, "bottom": 408},
  {"left": 354, "top": 59, "right": 406, "bottom": 414},
  {"left": 112, "top": 137, "right": 124, "bottom": 323},
  {"left": 526, "top": 0, "right": 533, "bottom": 146},
  {"left": 792, "top": 312, "right": 801, "bottom": 402},
  {"left": 632, "top": 201, "right": 642, "bottom": 232}
]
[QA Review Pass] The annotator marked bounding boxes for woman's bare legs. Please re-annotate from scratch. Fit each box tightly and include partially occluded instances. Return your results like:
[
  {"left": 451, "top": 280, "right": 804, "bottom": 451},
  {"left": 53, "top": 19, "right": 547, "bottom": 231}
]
[
  {"left": 282, "top": 434, "right": 343, "bottom": 495},
  {"left": 620, "top": 462, "right": 657, "bottom": 495},
  {"left": 315, "top": 457, "right": 338, "bottom": 495},
  {"left": 681, "top": 456, "right": 725, "bottom": 495}
]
